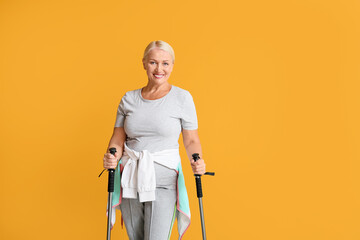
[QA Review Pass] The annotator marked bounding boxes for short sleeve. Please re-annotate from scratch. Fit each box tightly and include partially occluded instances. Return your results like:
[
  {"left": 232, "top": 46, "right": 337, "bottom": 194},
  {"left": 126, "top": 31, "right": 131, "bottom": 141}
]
[
  {"left": 114, "top": 97, "right": 126, "bottom": 127},
  {"left": 181, "top": 91, "right": 198, "bottom": 130}
]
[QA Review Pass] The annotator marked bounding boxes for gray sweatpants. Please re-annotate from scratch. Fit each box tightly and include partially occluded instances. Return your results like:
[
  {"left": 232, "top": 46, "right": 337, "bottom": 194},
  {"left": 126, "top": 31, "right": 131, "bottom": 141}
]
[{"left": 120, "top": 163, "right": 177, "bottom": 240}]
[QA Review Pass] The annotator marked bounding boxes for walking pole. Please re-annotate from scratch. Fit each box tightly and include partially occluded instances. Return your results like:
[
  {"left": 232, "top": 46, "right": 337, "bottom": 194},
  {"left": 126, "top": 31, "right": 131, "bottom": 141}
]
[
  {"left": 106, "top": 147, "right": 117, "bottom": 240},
  {"left": 192, "top": 153, "right": 215, "bottom": 240}
]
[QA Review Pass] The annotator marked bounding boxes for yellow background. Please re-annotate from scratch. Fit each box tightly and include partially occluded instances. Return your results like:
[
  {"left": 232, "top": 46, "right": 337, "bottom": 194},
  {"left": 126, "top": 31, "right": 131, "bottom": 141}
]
[{"left": 1, "top": 0, "right": 359, "bottom": 239}]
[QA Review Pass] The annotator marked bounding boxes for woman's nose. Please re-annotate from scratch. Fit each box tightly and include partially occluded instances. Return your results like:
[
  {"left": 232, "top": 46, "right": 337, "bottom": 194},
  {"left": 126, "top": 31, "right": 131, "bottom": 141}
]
[{"left": 155, "top": 64, "right": 162, "bottom": 71}]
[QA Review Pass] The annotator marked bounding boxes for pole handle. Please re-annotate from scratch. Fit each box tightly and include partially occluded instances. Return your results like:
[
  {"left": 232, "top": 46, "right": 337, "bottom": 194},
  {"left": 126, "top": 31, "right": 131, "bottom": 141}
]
[
  {"left": 107, "top": 148, "right": 117, "bottom": 193},
  {"left": 192, "top": 153, "right": 215, "bottom": 176},
  {"left": 192, "top": 153, "right": 203, "bottom": 198},
  {"left": 192, "top": 153, "right": 200, "bottom": 162},
  {"left": 192, "top": 153, "right": 202, "bottom": 177}
]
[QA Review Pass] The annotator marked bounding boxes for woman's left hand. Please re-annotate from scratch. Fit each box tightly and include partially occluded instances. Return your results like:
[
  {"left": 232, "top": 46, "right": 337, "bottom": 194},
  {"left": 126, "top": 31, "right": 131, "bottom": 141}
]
[{"left": 190, "top": 158, "right": 206, "bottom": 175}]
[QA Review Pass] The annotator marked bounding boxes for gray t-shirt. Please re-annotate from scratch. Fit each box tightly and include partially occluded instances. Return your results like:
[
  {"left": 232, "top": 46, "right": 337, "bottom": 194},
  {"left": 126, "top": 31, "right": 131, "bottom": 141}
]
[{"left": 114, "top": 85, "right": 198, "bottom": 153}]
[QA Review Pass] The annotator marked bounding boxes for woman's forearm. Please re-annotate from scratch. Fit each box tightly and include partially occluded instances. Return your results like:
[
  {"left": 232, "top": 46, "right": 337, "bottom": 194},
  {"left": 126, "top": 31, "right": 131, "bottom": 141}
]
[
  {"left": 184, "top": 140, "right": 203, "bottom": 161},
  {"left": 182, "top": 129, "right": 206, "bottom": 175},
  {"left": 182, "top": 129, "right": 203, "bottom": 161},
  {"left": 107, "top": 127, "right": 126, "bottom": 159}
]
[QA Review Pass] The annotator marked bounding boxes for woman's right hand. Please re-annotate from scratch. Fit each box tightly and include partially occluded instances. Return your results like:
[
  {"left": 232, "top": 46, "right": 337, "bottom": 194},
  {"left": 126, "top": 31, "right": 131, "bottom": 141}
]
[{"left": 103, "top": 152, "right": 120, "bottom": 169}]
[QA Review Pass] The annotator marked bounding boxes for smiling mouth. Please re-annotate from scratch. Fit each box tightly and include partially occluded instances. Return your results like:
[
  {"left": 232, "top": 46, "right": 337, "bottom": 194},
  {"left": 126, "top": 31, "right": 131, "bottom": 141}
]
[{"left": 154, "top": 74, "right": 164, "bottom": 79}]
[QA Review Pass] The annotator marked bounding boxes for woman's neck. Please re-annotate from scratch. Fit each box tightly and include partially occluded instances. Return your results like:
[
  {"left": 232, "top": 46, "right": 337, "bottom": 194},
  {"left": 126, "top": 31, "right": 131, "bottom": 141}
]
[
  {"left": 143, "top": 82, "right": 171, "bottom": 93},
  {"left": 141, "top": 82, "right": 172, "bottom": 100}
]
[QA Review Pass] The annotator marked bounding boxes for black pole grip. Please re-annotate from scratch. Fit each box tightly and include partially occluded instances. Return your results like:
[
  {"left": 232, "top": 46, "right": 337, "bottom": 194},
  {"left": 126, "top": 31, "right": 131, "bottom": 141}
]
[
  {"left": 107, "top": 148, "right": 117, "bottom": 193},
  {"left": 108, "top": 169, "right": 115, "bottom": 192},
  {"left": 195, "top": 176, "right": 203, "bottom": 198}
]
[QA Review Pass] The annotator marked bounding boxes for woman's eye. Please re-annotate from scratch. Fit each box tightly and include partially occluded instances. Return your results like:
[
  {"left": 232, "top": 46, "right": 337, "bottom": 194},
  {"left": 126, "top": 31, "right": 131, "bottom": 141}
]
[
  {"left": 163, "top": 62, "right": 169, "bottom": 66},
  {"left": 150, "top": 62, "right": 156, "bottom": 65}
]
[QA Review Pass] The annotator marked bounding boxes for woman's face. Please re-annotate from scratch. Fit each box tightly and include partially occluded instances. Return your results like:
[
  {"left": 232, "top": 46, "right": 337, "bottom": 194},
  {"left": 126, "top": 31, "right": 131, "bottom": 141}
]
[{"left": 143, "top": 48, "right": 174, "bottom": 85}]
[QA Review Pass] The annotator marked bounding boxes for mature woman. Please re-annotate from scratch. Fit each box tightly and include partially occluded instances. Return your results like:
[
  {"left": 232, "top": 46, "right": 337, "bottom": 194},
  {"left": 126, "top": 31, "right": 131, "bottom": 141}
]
[{"left": 103, "top": 40, "right": 206, "bottom": 240}]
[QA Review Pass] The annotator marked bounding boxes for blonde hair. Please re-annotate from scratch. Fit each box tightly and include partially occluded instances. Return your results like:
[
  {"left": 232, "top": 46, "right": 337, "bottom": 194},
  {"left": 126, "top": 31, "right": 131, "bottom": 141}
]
[{"left": 143, "top": 40, "right": 175, "bottom": 63}]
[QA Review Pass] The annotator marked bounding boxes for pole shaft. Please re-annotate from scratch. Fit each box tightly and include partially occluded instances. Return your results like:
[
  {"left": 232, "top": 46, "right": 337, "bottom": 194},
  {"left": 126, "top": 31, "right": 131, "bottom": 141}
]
[
  {"left": 198, "top": 198, "right": 206, "bottom": 240},
  {"left": 107, "top": 192, "right": 113, "bottom": 240}
]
